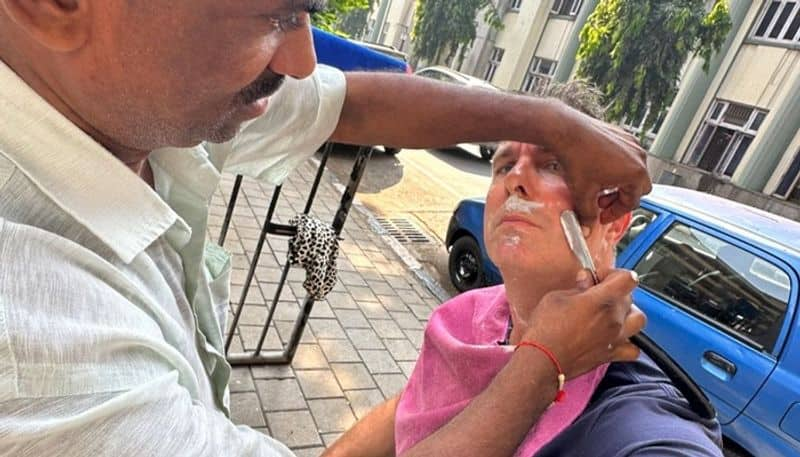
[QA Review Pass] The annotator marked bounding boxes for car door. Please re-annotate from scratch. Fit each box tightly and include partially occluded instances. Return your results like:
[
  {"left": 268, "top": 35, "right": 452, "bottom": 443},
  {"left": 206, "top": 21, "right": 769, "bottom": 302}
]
[{"left": 620, "top": 214, "right": 793, "bottom": 425}]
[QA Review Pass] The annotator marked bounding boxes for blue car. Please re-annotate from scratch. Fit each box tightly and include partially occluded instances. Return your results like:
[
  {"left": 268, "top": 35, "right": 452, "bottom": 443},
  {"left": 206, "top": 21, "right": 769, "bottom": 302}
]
[{"left": 445, "top": 185, "right": 800, "bottom": 457}]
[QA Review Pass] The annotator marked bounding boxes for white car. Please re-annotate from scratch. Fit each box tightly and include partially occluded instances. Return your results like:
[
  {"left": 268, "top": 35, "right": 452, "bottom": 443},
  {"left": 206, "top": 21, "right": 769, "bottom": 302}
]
[{"left": 414, "top": 66, "right": 500, "bottom": 160}]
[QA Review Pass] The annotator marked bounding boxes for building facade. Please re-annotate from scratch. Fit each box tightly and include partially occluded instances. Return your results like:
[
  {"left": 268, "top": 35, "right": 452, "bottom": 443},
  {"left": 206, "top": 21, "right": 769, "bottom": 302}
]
[{"left": 364, "top": 0, "right": 800, "bottom": 218}]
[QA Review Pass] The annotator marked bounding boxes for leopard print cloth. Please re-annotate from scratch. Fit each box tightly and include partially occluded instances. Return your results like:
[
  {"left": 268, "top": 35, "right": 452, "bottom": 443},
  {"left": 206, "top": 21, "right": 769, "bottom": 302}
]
[{"left": 287, "top": 214, "right": 340, "bottom": 300}]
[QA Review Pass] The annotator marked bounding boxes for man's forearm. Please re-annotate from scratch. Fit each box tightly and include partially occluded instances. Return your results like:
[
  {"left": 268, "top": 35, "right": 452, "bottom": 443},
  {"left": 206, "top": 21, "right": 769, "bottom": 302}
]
[
  {"left": 400, "top": 348, "right": 558, "bottom": 457},
  {"left": 322, "top": 395, "right": 399, "bottom": 457},
  {"left": 330, "top": 72, "right": 567, "bottom": 150}
]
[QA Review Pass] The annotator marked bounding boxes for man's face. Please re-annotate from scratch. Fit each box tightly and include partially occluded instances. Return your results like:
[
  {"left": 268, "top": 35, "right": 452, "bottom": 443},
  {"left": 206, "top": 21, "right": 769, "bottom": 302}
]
[
  {"left": 40, "top": 0, "right": 320, "bottom": 151},
  {"left": 484, "top": 142, "right": 627, "bottom": 289}
]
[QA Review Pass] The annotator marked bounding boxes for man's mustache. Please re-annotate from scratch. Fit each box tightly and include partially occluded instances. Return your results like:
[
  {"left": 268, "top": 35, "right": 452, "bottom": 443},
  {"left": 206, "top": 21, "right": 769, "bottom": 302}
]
[{"left": 238, "top": 71, "right": 286, "bottom": 104}]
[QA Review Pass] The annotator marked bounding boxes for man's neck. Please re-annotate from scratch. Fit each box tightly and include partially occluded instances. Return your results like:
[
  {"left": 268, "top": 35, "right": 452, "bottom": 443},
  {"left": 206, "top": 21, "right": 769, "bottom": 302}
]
[{"left": 0, "top": 54, "right": 153, "bottom": 184}]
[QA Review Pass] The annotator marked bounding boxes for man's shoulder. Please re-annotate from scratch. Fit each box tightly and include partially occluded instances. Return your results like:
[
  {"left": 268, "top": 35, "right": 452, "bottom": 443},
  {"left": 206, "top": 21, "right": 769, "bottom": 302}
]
[{"left": 535, "top": 355, "right": 724, "bottom": 456}]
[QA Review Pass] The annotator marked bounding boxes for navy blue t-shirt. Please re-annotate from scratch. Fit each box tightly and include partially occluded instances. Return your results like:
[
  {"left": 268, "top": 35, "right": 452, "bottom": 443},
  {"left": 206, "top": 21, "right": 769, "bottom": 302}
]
[{"left": 534, "top": 354, "right": 723, "bottom": 456}]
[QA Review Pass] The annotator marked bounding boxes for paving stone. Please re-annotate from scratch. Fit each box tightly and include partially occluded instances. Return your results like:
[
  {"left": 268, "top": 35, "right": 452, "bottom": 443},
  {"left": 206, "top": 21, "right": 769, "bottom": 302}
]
[
  {"left": 359, "top": 349, "right": 401, "bottom": 374},
  {"left": 404, "top": 329, "right": 425, "bottom": 349},
  {"left": 255, "top": 379, "right": 306, "bottom": 413},
  {"left": 367, "top": 280, "right": 395, "bottom": 296},
  {"left": 357, "top": 268, "right": 384, "bottom": 282},
  {"left": 326, "top": 292, "right": 358, "bottom": 310},
  {"left": 250, "top": 364, "right": 294, "bottom": 379},
  {"left": 229, "top": 367, "right": 255, "bottom": 393},
  {"left": 373, "top": 373, "right": 408, "bottom": 398},
  {"left": 357, "top": 300, "right": 391, "bottom": 319},
  {"left": 230, "top": 392, "right": 266, "bottom": 427},
  {"left": 345, "top": 389, "right": 386, "bottom": 419},
  {"left": 296, "top": 370, "right": 344, "bottom": 399},
  {"left": 238, "top": 305, "right": 269, "bottom": 326},
  {"left": 377, "top": 294, "right": 409, "bottom": 312},
  {"left": 390, "top": 311, "right": 423, "bottom": 330},
  {"left": 345, "top": 328, "right": 385, "bottom": 350},
  {"left": 346, "top": 286, "right": 378, "bottom": 303},
  {"left": 309, "top": 300, "right": 335, "bottom": 319},
  {"left": 266, "top": 410, "right": 322, "bottom": 448},
  {"left": 292, "top": 447, "right": 325, "bottom": 457},
  {"left": 330, "top": 363, "right": 376, "bottom": 390},
  {"left": 334, "top": 309, "right": 370, "bottom": 329},
  {"left": 338, "top": 271, "right": 368, "bottom": 287},
  {"left": 276, "top": 320, "right": 316, "bottom": 345},
  {"left": 384, "top": 339, "right": 419, "bottom": 361},
  {"left": 261, "top": 283, "right": 297, "bottom": 303},
  {"left": 383, "top": 275, "right": 413, "bottom": 290},
  {"left": 291, "top": 344, "right": 329, "bottom": 370},
  {"left": 308, "top": 398, "right": 357, "bottom": 433},
  {"left": 398, "top": 361, "right": 417, "bottom": 378},
  {"left": 318, "top": 338, "right": 361, "bottom": 363},
  {"left": 321, "top": 432, "right": 343, "bottom": 448},
  {"left": 308, "top": 318, "right": 347, "bottom": 340},
  {"left": 240, "top": 324, "right": 282, "bottom": 351},
  {"left": 408, "top": 304, "right": 433, "bottom": 321},
  {"left": 397, "top": 288, "right": 424, "bottom": 305},
  {"left": 370, "top": 319, "right": 406, "bottom": 339}
]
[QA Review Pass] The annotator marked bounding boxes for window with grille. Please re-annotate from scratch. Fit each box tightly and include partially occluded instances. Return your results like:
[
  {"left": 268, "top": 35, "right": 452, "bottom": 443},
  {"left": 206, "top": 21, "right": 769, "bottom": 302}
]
[
  {"left": 774, "top": 150, "right": 800, "bottom": 201},
  {"left": 685, "top": 101, "right": 768, "bottom": 178},
  {"left": 484, "top": 47, "right": 505, "bottom": 82},
  {"left": 550, "top": 0, "right": 583, "bottom": 17},
  {"left": 753, "top": 1, "right": 800, "bottom": 45},
  {"left": 510, "top": 0, "right": 523, "bottom": 11},
  {"left": 521, "top": 57, "right": 557, "bottom": 94}
]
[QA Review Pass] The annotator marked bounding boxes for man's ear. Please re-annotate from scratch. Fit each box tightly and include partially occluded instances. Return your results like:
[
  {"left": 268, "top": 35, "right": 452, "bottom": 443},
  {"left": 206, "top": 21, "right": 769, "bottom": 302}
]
[
  {"left": 608, "top": 211, "right": 632, "bottom": 243},
  {"left": 1, "top": 0, "right": 90, "bottom": 52}
]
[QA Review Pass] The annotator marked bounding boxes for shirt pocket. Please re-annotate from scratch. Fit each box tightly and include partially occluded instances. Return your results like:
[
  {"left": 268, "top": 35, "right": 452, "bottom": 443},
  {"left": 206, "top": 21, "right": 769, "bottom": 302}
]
[{"left": 203, "top": 242, "right": 232, "bottom": 339}]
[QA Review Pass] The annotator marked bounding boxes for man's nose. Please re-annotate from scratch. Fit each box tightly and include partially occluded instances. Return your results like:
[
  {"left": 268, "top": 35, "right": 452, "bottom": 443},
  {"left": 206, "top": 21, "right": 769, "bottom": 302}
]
[
  {"left": 504, "top": 158, "right": 538, "bottom": 197},
  {"left": 269, "top": 25, "right": 317, "bottom": 79}
]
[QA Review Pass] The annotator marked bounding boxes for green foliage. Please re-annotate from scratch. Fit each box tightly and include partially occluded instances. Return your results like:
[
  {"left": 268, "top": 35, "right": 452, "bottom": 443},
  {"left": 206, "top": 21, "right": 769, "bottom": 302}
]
[
  {"left": 312, "top": 0, "right": 373, "bottom": 36},
  {"left": 413, "top": 0, "right": 502, "bottom": 64},
  {"left": 576, "top": 0, "right": 732, "bottom": 134}
]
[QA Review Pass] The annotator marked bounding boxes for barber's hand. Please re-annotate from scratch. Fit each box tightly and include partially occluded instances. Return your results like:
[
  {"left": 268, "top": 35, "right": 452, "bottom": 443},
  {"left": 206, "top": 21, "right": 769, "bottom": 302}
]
[
  {"left": 521, "top": 269, "right": 646, "bottom": 379},
  {"left": 545, "top": 102, "right": 652, "bottom": 226}
]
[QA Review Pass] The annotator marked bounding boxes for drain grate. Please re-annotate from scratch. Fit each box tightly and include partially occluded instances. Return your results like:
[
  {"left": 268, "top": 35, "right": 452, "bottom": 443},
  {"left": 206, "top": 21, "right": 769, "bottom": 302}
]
[{"left": 375, "top": 217, "right": 431, "bottom": 243}]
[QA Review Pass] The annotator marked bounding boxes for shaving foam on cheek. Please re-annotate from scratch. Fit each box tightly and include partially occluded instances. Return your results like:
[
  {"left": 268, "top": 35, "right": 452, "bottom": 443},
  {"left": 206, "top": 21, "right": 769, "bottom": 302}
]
[
  {"left": 504, "top": 195, "right": 544, "bottom": 214},
  {"left": 504, "top": 235, "right": 521, "bottom": 246}
]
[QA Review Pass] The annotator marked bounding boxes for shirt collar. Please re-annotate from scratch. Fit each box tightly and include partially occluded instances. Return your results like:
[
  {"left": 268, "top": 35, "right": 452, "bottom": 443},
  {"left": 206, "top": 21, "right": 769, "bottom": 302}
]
[{"left": 0, "top": 59, "right": 186, "bottom": 264}]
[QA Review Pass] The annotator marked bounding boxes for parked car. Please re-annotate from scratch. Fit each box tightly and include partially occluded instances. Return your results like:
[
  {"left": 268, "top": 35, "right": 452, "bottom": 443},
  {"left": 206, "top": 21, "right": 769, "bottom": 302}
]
[
  {"left": 414, "top": 66, "right": 500, "bottom": 160},
  {"left": 312, "top": 28, "right": 409, "bottom": 155},
  {"left": 445, "top": 185, "right": 800, "bottom": 457}
]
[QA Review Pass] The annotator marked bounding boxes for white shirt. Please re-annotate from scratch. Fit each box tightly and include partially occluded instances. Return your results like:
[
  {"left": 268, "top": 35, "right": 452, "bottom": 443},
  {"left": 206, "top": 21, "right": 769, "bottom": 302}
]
[{"left": 0, "top": 59, "right": 346, "bottom": 456}]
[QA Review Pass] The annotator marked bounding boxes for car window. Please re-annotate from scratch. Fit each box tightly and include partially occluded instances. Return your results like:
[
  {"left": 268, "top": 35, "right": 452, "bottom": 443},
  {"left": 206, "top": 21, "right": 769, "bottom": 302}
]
[
  {"left": 633, "top": 222, "right": 791, "bottom": 352},
  {"left": 617, "top": 208, "right": 658, "bottom": 255}
]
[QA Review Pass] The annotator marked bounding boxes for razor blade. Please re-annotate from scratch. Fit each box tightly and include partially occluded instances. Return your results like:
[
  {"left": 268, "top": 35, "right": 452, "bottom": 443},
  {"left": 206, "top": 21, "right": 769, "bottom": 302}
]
[{"left": 560, "top": 210, "right": 599, "bottom": 285}]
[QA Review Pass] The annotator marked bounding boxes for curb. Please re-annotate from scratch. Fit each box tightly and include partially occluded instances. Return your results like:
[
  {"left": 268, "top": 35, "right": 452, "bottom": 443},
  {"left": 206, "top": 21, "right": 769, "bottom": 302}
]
[{"left": 312, "top": 156, "right": 451, "bottom": 304}]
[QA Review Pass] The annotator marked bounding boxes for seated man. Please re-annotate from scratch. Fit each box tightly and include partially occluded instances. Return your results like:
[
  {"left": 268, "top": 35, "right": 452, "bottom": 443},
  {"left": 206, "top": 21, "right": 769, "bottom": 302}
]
[{"left": 324, "top": 141, "right": 722, "bottom": 455}]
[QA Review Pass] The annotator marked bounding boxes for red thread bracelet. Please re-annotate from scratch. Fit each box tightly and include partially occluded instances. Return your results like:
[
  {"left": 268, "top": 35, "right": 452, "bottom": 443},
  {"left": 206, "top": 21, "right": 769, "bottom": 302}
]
[{"left": 515, "top": 341, "right": 567, "bottom": 403}]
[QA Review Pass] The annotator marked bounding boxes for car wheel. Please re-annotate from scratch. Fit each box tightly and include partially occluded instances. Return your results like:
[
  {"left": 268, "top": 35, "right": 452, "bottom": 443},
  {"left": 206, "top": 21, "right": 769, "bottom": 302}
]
[
  {"left": 479, "top": 145, "right": 495, "bottom": 161},
  {"left": 449, "top": 236, "right": 485, "bottom": 292},
  {"left": 384, "top": 147, "right": 401, "bottom": 155}
]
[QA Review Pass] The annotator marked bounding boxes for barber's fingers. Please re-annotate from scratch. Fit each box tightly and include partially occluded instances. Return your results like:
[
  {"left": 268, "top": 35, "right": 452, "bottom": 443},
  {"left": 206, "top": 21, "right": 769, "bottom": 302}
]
[
  {"left": 582, "top": 269, "right": 639, "bottom": 310},
  {"left": 622, "top": 304, "right": 647, "bottom": 339}
]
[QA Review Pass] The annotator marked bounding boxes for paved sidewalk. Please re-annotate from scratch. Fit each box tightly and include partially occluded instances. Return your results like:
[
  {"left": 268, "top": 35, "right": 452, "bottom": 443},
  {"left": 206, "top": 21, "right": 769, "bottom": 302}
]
[{"left": 208, "top": 157, "right": 446, "bottom": 456}]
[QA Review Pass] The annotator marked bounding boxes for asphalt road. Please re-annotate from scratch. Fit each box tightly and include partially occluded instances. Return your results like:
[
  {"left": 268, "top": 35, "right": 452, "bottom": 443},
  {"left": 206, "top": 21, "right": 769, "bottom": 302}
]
[{"left": 322, "top": 144, "right": 492, "bottom": 295}]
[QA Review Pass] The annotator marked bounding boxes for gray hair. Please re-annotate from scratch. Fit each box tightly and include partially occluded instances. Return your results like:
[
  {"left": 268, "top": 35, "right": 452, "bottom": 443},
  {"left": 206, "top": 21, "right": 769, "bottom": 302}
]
[{"left": 542, "top": 79, "right": 606, "bottom": 120}]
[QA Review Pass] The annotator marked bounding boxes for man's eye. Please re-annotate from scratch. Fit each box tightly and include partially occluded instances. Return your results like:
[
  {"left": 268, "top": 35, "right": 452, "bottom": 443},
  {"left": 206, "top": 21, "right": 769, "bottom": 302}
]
[
  {"left": 267, "top": 12, "right": 309, "bottom": 32},
  {"left": 543, "top": 161, "right": 562, "bottom": 173},
  {"left": 494, "top": 163, "right": 514, "bottom": 175}
]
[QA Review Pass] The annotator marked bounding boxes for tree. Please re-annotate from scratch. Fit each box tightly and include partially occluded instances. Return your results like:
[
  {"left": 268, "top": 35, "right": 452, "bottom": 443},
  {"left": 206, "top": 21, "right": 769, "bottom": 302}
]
[
  {"left": 576, "top": 0, "right": 731, "bottom": 134},
  {"left": 313, "top": 0, "right": 373, "bottom": 36},
  {"left": 412, "top": 0, "right": 502, "bottom": 66}
]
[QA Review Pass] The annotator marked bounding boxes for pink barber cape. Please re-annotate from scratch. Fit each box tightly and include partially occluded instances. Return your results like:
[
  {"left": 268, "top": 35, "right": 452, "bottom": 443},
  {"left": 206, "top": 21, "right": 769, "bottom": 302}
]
[{"left": 395, "top": 285, "right": 608, "bottom": 456}]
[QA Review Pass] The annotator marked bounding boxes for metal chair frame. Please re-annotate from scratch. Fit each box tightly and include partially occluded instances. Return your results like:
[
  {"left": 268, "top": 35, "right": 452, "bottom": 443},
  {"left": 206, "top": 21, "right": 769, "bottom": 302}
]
[{"left": 219, "top": 143, "right": 373, "bottom": 365}]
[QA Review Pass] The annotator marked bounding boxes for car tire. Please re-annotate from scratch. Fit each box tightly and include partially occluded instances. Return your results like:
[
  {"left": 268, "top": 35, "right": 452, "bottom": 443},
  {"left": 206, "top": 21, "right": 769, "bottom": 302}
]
[
  {"left": 449, "top": 236, "right": 485, "bottom": 292},
  {"left": 479, "top": 145, "right": 495, "bottom": 161},
  {"left": 384, "top": 147, "right": 401, "bottom": 155}
]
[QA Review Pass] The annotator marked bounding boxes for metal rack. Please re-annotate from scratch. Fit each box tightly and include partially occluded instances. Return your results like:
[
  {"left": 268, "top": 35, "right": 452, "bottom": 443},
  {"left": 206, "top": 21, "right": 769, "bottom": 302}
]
[{"left": 219, "top": 143, "right": 373, "bottom": 365}]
